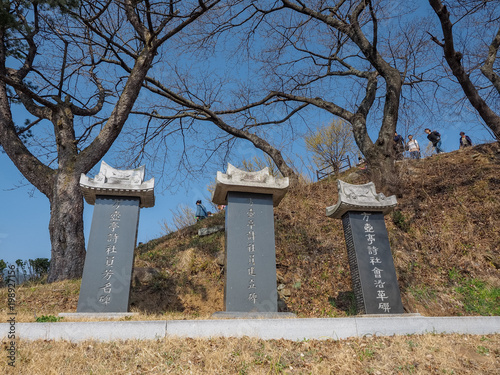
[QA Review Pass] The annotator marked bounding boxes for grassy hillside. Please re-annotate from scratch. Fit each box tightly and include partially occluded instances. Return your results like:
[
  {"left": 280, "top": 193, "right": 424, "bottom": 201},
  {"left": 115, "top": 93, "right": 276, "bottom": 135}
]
[
  {"left": 130, "top": 142, "right": 500, "bottom": 318},
  {"left": 1, "top": 143, "right": 499, "bottom": 321}
]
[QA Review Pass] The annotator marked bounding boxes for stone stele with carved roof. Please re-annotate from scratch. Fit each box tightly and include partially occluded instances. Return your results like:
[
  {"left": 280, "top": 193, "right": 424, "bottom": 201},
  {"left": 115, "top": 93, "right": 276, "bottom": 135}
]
[
  {"left": 80, "top": 161, "right": 155, "bottom": 208},
  {"left": 212, "top": 163, "right": 289, "bottom": 207},
  {"left": 326, "top": 180, "right": 397, "bottom": 219}
]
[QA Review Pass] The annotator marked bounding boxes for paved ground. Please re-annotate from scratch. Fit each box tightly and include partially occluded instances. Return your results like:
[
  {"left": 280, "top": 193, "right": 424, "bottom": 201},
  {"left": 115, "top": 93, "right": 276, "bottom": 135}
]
[{"left": 2, "top": 315, "right": 499, "bottom": 342}]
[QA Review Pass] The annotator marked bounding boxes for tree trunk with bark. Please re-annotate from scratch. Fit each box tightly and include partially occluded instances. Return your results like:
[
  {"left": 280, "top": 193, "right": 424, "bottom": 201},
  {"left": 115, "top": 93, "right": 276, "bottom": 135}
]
[
  {"left": 47, "top": 171, "right": 86, "bottom": 282},
  {"left": 0, "top": 0, "right": 216, "bottom": 281},
  {"left": 351, "top": 112, "right": 400, "bottom": 196}
]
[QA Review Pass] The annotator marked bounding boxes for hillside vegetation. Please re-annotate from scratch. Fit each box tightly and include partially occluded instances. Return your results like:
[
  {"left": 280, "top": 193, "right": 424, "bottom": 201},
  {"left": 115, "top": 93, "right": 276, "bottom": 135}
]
[
  {"left": 1, "top": 143, "right": 499, "bottom": 320},
  {"left": 131, "top": 142, "right": 500, "bottom": 318}
]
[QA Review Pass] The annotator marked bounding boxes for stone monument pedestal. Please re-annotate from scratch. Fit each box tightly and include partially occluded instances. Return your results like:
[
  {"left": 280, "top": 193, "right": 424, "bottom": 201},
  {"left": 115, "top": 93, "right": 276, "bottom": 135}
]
[
  {"left": 327, "top": 180, "right": 404, "bottom": 315},
  {"left": 211, "top": 164, "right": 294, "bottom": 317}
]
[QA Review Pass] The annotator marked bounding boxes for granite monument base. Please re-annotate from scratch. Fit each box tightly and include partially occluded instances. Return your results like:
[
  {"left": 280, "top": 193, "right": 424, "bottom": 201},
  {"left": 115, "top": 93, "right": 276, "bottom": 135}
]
[
  {"left": 212, "top": 312, "right": 297, "bottom": 319},
  {"left": 58, "top": 312, "right": 138, "bottom": 320}
]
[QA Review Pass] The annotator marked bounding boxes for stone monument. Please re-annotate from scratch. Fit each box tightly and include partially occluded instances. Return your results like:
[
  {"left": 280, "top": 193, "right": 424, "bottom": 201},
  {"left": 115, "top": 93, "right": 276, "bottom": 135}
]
[
  {"left": 212, "top": 164, "right": 290, "bottom": 316},
  {"left": 326, "top": 180, "right": 404, "bottom": 315},
  {"left": 76, "top": 161, "right": 155, "bottom": 313}
]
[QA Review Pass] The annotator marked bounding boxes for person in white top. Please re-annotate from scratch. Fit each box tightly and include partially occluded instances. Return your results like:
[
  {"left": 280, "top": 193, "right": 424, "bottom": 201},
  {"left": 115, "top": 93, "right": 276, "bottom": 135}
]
[{"left": 407, "top": 134, "right": 420, "bottom": 159}]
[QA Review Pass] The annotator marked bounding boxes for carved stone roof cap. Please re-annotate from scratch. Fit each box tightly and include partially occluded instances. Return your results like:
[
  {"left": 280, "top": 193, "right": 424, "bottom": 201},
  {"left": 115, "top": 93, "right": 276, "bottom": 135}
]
[
  {"left": 80, "top": 161, "right": 155, "bottom": 208},
  {"left": 326, "top": 180, "right": 397, "bottom": 219},
  {"left": 212, "top": 163, "right": 289, "bottom": 206}
]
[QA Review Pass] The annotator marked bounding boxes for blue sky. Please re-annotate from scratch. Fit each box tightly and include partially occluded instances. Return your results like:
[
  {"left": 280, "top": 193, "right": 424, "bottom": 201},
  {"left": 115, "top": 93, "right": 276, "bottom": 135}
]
[
  {"left": 0, "top": 151, "right": 218, "bottom": 265},
  {"left": 1, "top": 0, "right": 497, "bottom": 267}
]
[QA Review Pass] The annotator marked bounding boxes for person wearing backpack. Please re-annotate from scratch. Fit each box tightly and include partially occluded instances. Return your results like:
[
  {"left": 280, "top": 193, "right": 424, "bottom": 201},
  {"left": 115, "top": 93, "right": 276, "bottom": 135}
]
[{"left": 424, "top": 128, "right": 444, "bottom": 154}]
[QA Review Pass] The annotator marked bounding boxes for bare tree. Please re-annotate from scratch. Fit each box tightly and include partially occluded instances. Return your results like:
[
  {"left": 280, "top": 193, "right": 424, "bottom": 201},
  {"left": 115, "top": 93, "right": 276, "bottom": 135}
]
[
  {"left": 118, "top": 1, "right": 432, "bottom": 193},
  {"left": 173, "top": 0, "right": 431, "bottom": 194},
  {"left": 0, "top": 0, "right": 218, "bottom": 281},
  {"left": 113, "top": 64, "right": 302, "bottom": 185},
  {"left": 304, "top": 118, "right": 357, "bottom": 175},
  {"left": 428, "top": 0, "right": 500, "bottom": 140}
]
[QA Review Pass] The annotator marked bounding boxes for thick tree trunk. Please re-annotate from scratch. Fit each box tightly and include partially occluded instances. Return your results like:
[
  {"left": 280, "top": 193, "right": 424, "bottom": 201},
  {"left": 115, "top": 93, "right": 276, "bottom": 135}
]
[
  {"left": 262, "top": 145, "right": 299, "bottom": 185},
  {"left": 47, "top": 171, "right": 86, "bottom": 282},
  {"left": 351, "top": 114, "right": 400, "bottom": 196},
  {"left": 367, "top": 152, "right": 399, "bottom": 196}
]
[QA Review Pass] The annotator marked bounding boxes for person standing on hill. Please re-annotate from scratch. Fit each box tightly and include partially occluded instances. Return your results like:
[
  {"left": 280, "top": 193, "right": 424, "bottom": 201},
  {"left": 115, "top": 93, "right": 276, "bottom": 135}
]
[
  {"left": 459, "top": 132, "right": 472, "bottom": 149},
  {"left": 195, "top": 200, "right": 208, "bottom": 221},
  {"left": 424, "top": 128, "right": 444, "bottom": 154},
  {"left": 393, "top": 131, "right": 405, "bottom": 160},
  {"left": 407, "top": 135, "right": 421, "bottom": 159}
]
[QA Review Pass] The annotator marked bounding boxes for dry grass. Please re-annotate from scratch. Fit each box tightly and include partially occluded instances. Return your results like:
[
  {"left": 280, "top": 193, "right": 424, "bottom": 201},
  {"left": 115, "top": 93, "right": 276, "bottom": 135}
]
[
  {"left": 2, "top": 334, "right": 499, "bottom": 374},
  {"left": 0, "top": 279, "right": 216, "bottom": 323}
]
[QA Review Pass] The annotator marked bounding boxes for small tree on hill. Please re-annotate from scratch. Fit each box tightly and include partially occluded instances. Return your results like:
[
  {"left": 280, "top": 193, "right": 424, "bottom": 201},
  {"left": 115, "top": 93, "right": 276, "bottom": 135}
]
[{"left": 305, "top": 119, "right": 357, "bottom": 175}]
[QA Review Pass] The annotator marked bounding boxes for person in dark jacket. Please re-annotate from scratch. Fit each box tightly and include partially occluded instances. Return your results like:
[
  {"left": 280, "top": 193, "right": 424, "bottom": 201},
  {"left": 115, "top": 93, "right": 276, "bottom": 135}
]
[
  {"left": 459, "top": 132, "right": 472, "bottom": 148},
  {"left": 393, "top": 132, "right": 405, "bottom": 160},
  {"left": 424, "top": 128, "right": 444, "bottom": 154},
  {"left": 195, "top": 200, "right": 208, "bottom": 221}
]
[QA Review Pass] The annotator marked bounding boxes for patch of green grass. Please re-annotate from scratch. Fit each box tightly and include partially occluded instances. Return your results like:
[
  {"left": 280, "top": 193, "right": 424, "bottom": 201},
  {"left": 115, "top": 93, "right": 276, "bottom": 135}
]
[
  {"left": 35, "top": 315, "right": 62, "bottom": 322},
  {"left": 476, "top": 346, "right": 490, "bottom": 356},
  {"left": 238, "top": 361, "right": 249, "bottom": 375},
  {"left": 346, "top": 292, "right": 357, "bottom": 316},
  {"left": 268, "top": 354, "right": 286, "bottom": 374},
  {"left": 448, "top": 268, "right": 500, "bottom": 315},
  {"left": 188, "top": 233, "right": 223, "bottom": 255},
  {"left": 456, "top": 278, "right": 500, "bottom": 316},
  {"left": 409, "top": 285, "right": 437, "bottom": 307},
  {"left": 392, "top": 210, "right": 410, "bottom": 232},
  {"left": 357, "top": 347, "right": 375, "bottom": 361},
  {"left": 448, "top": 267, "right": 460, "bottom": 282},
  {"left": 394, "top": 363, "right": 417, "bottom": 373},
  {"left": 406, "top": 339, "right": 418, "bottom": 350},
  {"left": 252, "top": 350, "right": 268, "bottom": 365}
]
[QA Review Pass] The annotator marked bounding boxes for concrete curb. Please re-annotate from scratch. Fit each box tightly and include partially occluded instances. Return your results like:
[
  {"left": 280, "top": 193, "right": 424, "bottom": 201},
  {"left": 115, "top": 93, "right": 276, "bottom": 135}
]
[
  {"left": 1, "top": 316, "right": 499, "bottom": 342},
  {"left": 13, "top": 321, "right": 167, "bottom": 341}
]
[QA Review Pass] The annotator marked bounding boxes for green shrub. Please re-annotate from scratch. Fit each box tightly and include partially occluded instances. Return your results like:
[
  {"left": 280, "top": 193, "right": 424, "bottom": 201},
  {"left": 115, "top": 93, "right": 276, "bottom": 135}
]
[{"left": 392, "top": 210, "right": 410, "bottom": 232}]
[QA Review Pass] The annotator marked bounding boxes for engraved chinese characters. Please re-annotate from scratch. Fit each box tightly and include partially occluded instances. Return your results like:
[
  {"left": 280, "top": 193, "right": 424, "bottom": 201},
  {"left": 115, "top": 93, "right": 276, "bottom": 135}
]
[
  {"left": 342, "top": 212, "right": 404, "bottom": 314},
  {"left": 77, "top": 161, "right": 155, "bottom": 313},
  {"left": 224, "top": 192, "right": 278, "bottom": 312},
  {"left": 247, "top": 198, "right": 257, "bottom": 304},
  {"left": 327, "top": 180, "right": 404, "bottom": 315},
  {"left": 212, "top": 164, "right": 289, "bottom": 314},
  {"left": 77, "top": 197, "right": 140, "bottom": 312},
  {"left": 99, "top": 200, "right": 121, "bottom": 306}
]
